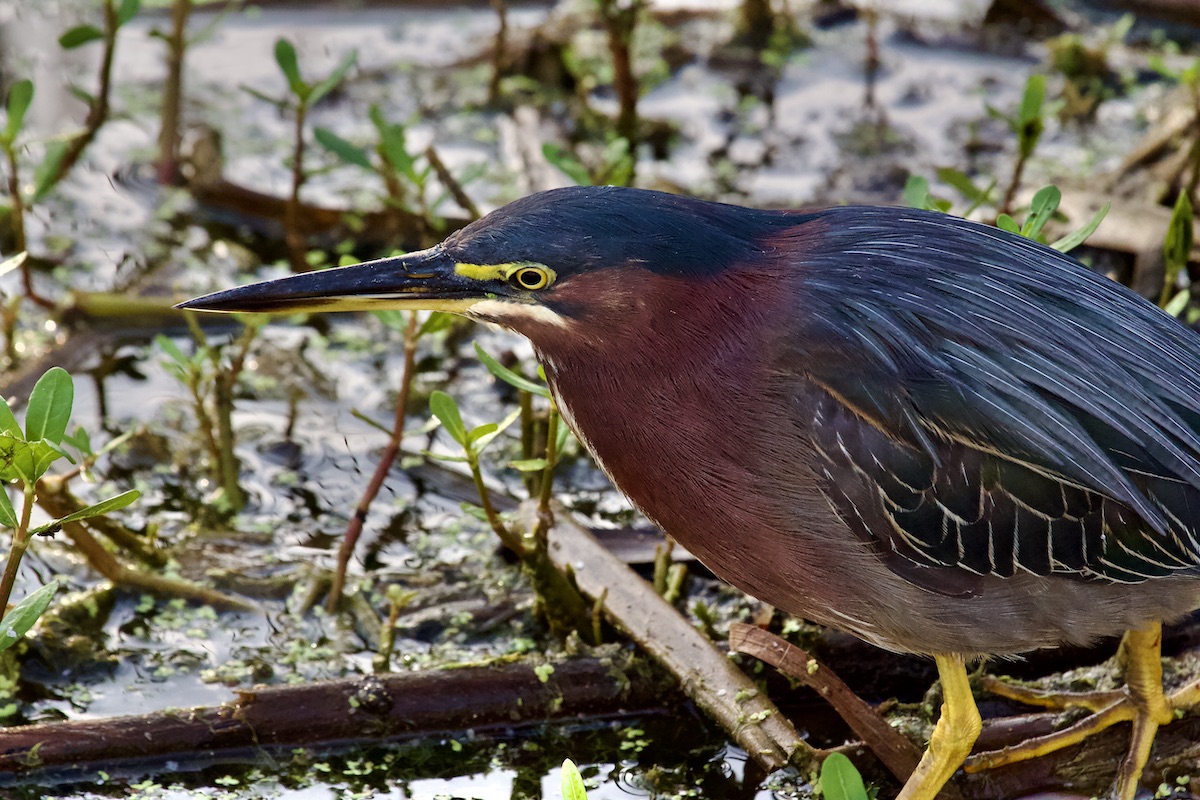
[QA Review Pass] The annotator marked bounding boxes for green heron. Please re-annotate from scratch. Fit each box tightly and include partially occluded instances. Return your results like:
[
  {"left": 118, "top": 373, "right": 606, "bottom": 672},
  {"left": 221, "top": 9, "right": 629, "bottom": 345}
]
[{"left": 181, "top": 186, "right": 1200, "bottom": 799}]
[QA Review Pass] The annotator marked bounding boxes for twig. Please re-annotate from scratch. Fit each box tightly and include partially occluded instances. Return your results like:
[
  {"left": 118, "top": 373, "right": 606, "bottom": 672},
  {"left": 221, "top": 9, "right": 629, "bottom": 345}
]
[
  {"left": 156, "top": 0, "right": 192, "bottom": 185},
  {"left": 0, "top": 654, "right": 673, "bottom": 773},
  {"left": 424, "top": 145, "right": 481, "bottom": 220},
  {"left": 595, "top": 0, "right": 642, "bottom": 151},
  {"left": 534, "top": 502, "right": 812, "bottom": 772},
  {"left": 327, "top": 312, "right": 420, "bottom": 611},
  {"left": 43, "top": 0, "right": 119, "bottom": 189},
  {"left": 285, "top": 99, "right": 309, "bottom": 272},
  {"left": 728, "top": 623, "right": 924, "bottom": 784},
  {"left": 60, "top": 519, "right": 255, "bottom": 611},
  {"left": 487, "top": 0, "right": 509, "bottom": 105}
]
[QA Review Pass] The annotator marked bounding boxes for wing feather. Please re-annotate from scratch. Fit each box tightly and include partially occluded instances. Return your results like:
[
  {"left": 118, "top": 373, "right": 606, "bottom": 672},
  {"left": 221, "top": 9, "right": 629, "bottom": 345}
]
[{"left": 787, "top": 207, "right": 1200, "bottom": 588}]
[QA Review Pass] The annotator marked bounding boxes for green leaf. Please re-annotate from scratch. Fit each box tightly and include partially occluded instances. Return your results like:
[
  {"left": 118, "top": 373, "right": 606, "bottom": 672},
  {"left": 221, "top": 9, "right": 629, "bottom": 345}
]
[
  {"left": 315, "top": 127, "right": 372, "bottom": 170},
  {"left": 67, "top": 85, "right": 97, "bottom": 106},
  {"left": 995, "top": 214, "right": 1020, "bottom": 234},
  {"left": 555, "top": 414, "right": 571, "bottom": 452},
  {"left": 370, "top": 106, "right": 417, "bottom": 183},
  {"left": 474, "top": 343, "right": 551, "bottom": 398},
  {"left": 154, "top": 333, "right": 187, "bottom": 365},
  {"left": 561, "top": 759, "right": 588, "bottom": 800},
  {"left": 902, "top": 175, "right": 930, "bottom": 210},
  {"left": 0, "top": 488, "right": 17, "bottom": 529},
  {"left": 1021, "top": 185, "right": 1060, "bottom": 240},
  {"left": 423, "top": 451, "right": 469, "bottom": 464},
  {"left": 430, "top": 391, "right": 468, "bottom": 447},
  {"left": 935, "top": 167, "right": 989, "bottom": 204},
  {"left": 58, "top": 25, "right": 105, "bottom": 49},
  {"left": 601, "top": 137, "right": 634, "bottom": 187},
  {"left": 29, "top": 489, "right": 140, "bottom": 536},
  {"left": 1018, "top": 74, "right": 1046, "bottom": 128},
  {"left": 1148, "top": 54, "right": 1174, "bottom": 81},
  {"left": 1164, "top": 289, "right": 1190, "bottom": 318},
  {"left": 541, "top": 143, "right": 591, "bottom": 186},
  {"left": 1163, "top": 191, "right": 1195, "bottom": 272},
  {"left": 960, "top": 176, "right": 998, "bottom": 217},
  {"left": 308, "top": 50, "right": 358, "bottom": 107},
  {"left": 0, "top": 396, "right": 21, "bottom": 438},
  {"left": 31, "top": 139, "right": 70, "bottom": 203},
  {"left": 274, "top": 39, "right": 306, "bottom": 97},
  {"left": 419, "top": 311, "right": 457, "bottom": 336},
  {"left": 471, "top": 408, "right": 521, "bottom": 453},
  {"left": 1016, "top": 74, "right": 1046, "bottom": 157},
  {"left": 818, "top": 752, "right": 870, "bottom": 800},
  {"left": 0, "top": 252, "right": 25, "bottom": 280},
  {"left": 466, "top": 422, "right": 498, "bottom": 446},
  {"left": 3, "top": 79, "right": 33, "bottom": 143},
  {"left": 0, "top": 433, "right": 66, "bottom": 483},
  {"left": 25, "top": 367, "right": 74, "bottom": 445},
  {"left": 1051, "top": 202, "right": 1109, "bottom": 252},
  {"left": 459, "top": 502, "right": 490, "bottom": 523},
  {"left": 0, "top": 580, "right": 60, "bottom": 653},
  {"left": 509, "top": 458, "right": 549, "bottom": 472},
  {"left": 115, "top": 0, "right": 142, "bottom": 27},
  {"left": 371, "top": 309, "right": 408, "bottom": 333},
  {"left": 61, "top": 425, "right": 92, "bottom": 456}
]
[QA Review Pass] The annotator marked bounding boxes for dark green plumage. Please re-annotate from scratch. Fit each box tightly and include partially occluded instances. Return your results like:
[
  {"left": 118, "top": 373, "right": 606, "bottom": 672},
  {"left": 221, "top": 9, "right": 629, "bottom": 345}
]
[{"left": 788, "top": 206, "right": 1200, "bottom": 587}]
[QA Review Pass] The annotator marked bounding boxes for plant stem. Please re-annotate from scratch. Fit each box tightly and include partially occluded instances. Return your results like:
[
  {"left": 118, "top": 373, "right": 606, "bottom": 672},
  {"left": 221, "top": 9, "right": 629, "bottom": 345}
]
[
  {"left": 596, "top": 0, "right": 642, "bottom": 154},
  {"left": 533, "top": 405, "right": 559, "bottom": 547},
  {"left": 285, "top": 99, "right": 309, "bottom": 272},
  {"left": 487, "top": 0, "right": 508, "bottom": 105},
  {"left": 0, "top": 485, "right": 37, "bottom": 613},
  {"left": 157, "top": 0, "right": 192, "bottom": 185},
  {"left": 211, "top": 322, "right": 257, "bottom": 512},
  {"left": 468, "top": 453, "right": 524, "bottom": 555},
  {"left": 424, "top": 145, "right": 480, "bottom": 220},
  {"left": 1001, "top": 151, "right": 1030, "bottom": 216},
  {"left": 43, "top": 0, "right": 119, "bottom": 190},
  {"left": 3, "top": 145, "right": 26, "bottom": 256},
  {"left": 517, "top": 390, "right": 535, "bottom": 495},
  {"left": 1, "top": 143, "right": 48, "bottom": 309},
  {"left": 327, "top": 311, "right": 420, "bottom": 611},
  {"left": 1, "top": 294, "right": 20, "bottom": 365},
  {"left": 182, "top": 313, "right": 224, "bottom": 475}
]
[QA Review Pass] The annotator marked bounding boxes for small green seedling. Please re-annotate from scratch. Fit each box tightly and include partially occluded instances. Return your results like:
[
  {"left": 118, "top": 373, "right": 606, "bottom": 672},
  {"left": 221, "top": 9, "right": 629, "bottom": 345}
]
[
  {"left": 1161, "top": 191, "right": 1195, "bottom": 308},
  {"left": 270, "top": 38, "right": 357, "bottom": 110},
  {"left": 57, "top": 0, "right": 140, "bottom": 49},
  {"left": 426, "top": 390, "right": 523, "bottom": 552},
  {"left": 0, "top": 367, "right": 140, "bottom": 645},
  {"left": 560, "top": 758, "right": 588, "bottom": 800},
  {"left": 818, "top": 752, "right": 870, "bottom": 800},
  {"left": 317, "top": 106, "right": 484, "bottom": 229},
  {"left": 993, "top": 185, "right": 1108, "bottom": 253}
]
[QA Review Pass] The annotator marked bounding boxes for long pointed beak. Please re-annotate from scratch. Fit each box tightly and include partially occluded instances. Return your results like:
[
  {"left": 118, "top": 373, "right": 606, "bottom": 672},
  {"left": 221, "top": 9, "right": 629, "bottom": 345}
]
[{"left": 176, "top": 247, "right": 488, "bottom": 315}]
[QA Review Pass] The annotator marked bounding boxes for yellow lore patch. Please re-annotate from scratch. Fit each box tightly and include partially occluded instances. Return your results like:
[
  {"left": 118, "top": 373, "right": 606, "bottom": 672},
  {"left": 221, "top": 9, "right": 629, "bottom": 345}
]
[{"left": 454, "top": 261, "right": 556, "bottom": 290}]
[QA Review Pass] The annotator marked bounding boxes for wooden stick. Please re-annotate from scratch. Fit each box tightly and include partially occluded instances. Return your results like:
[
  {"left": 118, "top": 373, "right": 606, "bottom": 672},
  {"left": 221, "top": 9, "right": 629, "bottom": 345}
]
[
  {"left": 0, "top": 655, "right": 674, "bottom": 773},
  {"left": 728, "top": 623, "right": 923, "bottom": 783},
  {"left": 535, "top": 503, "right": 813, "bottom": 773}
]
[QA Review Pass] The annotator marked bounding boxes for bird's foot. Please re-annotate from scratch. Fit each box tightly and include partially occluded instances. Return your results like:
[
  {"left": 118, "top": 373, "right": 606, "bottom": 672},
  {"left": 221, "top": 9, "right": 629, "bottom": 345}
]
[{"left": 964, "top": 624, "right": 1180, "bottom": 800}]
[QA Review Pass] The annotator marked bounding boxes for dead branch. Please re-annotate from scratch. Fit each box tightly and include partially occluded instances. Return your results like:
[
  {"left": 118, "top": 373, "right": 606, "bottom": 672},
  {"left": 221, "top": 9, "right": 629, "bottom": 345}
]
[
  {"left": 0, "top": 654, "right": 674, "bottom": 774},
  {"left": 534, "top": 503, "right": 813, "bottom": 773},
  {"left": 728, "top": 623, "right": 923, "bottom": 784}
]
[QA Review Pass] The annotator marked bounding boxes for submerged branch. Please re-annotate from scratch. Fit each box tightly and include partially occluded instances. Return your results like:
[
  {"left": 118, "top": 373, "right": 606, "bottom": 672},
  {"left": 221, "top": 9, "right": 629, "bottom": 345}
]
[{"left": 0, "top": 654, "right": 673, "bottom": 773}]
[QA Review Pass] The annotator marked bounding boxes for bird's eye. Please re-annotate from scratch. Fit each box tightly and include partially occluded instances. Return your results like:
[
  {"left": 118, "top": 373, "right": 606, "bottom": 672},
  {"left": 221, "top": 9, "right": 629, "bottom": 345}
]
[{"left": 511, "top": 267, "right": 551, "bottom": 291}]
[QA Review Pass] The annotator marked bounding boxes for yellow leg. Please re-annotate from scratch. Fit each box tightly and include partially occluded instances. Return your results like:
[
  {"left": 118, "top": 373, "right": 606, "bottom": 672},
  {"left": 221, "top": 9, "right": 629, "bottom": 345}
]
[
  {"left": 1114, "top": 625, "right": 1174, "bottom": 800},
  {"left": 965, "top": 623, "right": 1176, "bottom": 800},
  {"left": 897, "top": 654, "right": 981, "bottom": 800}
]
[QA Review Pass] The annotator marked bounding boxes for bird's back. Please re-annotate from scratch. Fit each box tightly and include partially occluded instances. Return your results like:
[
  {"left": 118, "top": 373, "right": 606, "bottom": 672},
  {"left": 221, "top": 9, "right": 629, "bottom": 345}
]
[{"left": 785, "top": 206, "right": 1200, "bottom": 592}]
